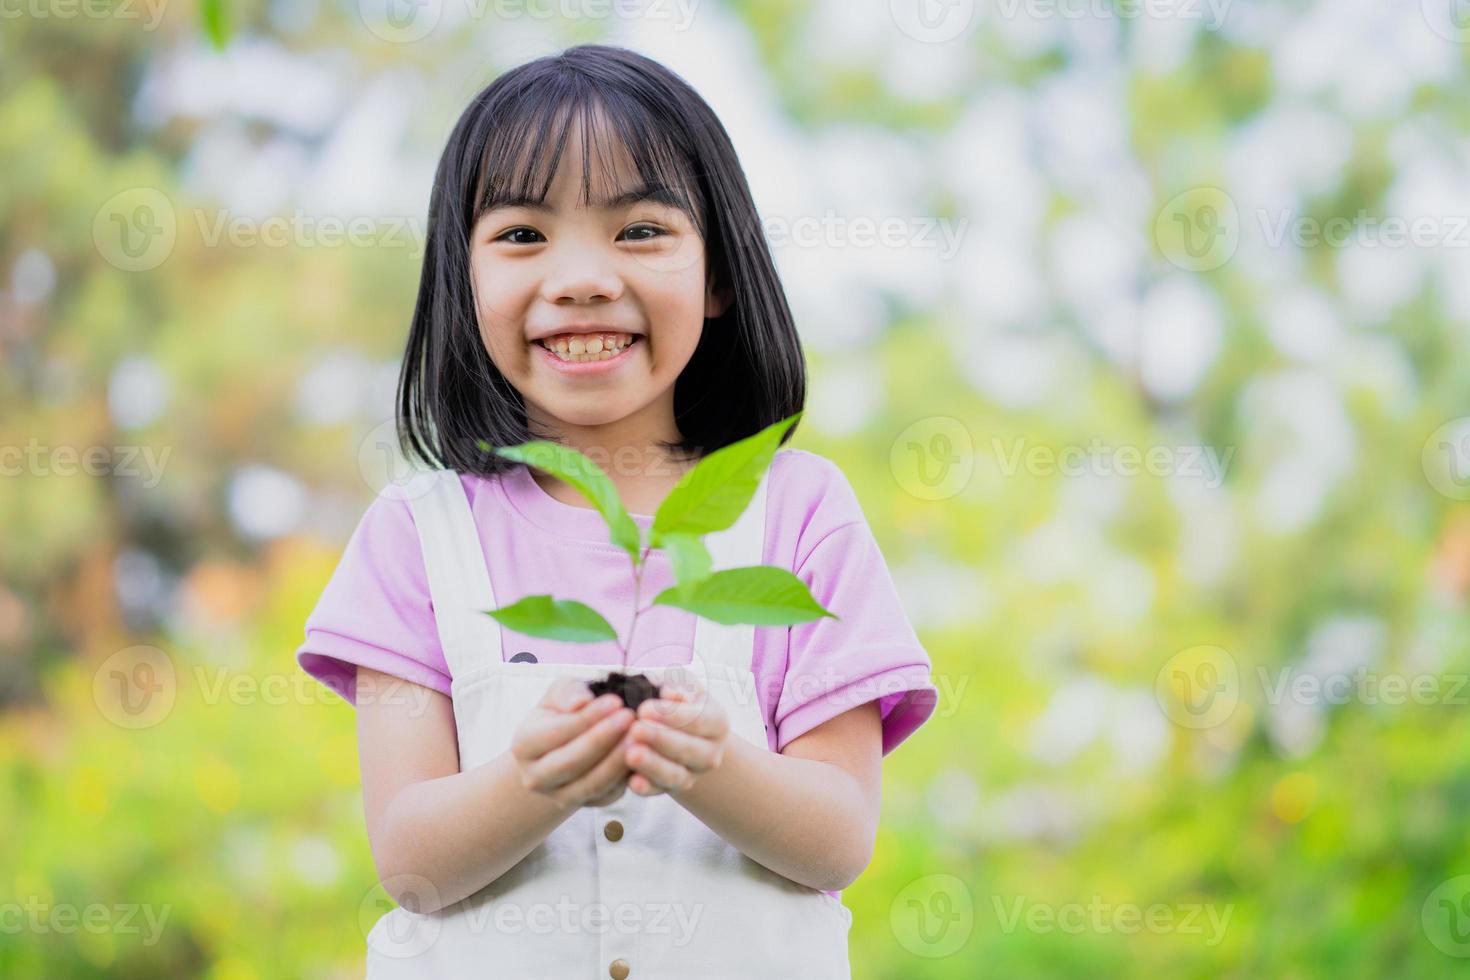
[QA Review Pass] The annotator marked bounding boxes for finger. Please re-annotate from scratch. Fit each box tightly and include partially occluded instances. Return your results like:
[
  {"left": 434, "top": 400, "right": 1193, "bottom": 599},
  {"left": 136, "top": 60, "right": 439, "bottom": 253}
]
[
  {"left": 584, "top": 781, "right": 626, "bottom": 807},
  {"left": 527, "top": 706, "right": 633, "bottom": 788},
  {"left": 617, "top": 732, "right": 666, "bottom": 797},
  {"left": 560, "top": 732, "right": 637, "bottom": 807},
  {"left": 658, "top": 665, "right": 703, "bottom": 700},
  {"left": 626, "top": 742, "right": 693, "bottom": 793},
  {"left": 543, "top": 678, "right": 595, "bottom": 711},
  {"left": 638, "top": 695, "right": 726, "bottom": 738},
  {"left": 654, "top": 677, "right": 702, "bottom": 704},
  {"left": 514, "top": 694, "right": 624, "bottom": 761},
  {"left": 629, "top": 773, "right": 660, "bottom": 796},
  {"left": 630, "top": 719, "right": 721, "bottom": 773},
  {"left": 567, "top": 756, "right": 631, "bottom": 808}
]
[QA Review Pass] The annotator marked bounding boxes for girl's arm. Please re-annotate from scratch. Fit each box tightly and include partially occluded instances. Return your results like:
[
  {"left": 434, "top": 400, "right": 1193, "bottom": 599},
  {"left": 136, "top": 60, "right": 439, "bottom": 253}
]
[
  {"left": 659, "top": 700, "right": 884, "bottom": 893},
  {"left": 355, "top": 666, "right": 635, "bottom": 913}
]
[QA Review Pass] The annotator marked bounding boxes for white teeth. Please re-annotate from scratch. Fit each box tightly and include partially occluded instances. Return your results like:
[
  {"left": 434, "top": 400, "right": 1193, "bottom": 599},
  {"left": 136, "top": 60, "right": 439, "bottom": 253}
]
[{"left": 539, "top": 332, "right": 639, "bottom": 362}]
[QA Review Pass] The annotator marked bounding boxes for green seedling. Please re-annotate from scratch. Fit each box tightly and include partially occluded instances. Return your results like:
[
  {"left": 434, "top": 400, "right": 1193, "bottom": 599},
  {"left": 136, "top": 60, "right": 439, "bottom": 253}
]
[{"left": 475, "top": 411, "right": 837, "bottom": 709}]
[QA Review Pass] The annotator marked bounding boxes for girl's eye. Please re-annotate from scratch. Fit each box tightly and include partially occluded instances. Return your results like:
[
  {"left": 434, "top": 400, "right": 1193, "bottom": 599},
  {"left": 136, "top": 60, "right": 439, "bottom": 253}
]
[
  {"left": 491, "top": 224, "right": 667, "bottom": 245},
  {"left": 495, "top": 227, "right": 544, "bottom": 245},
  {"left": 621, "top": 223, "right": 666, "bottom": 242}
]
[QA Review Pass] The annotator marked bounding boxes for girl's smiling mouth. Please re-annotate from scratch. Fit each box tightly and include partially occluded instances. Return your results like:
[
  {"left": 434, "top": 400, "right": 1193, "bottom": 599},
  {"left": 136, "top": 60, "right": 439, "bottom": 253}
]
[{"left": 533, "top": 332, "right": 644, "bottom": 375}]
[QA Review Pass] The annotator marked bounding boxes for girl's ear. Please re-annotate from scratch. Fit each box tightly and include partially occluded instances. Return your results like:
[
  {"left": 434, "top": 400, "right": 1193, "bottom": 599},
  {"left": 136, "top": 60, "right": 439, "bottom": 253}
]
[{"left": 705, "top": 279, "right": 733, "bottom": 320}]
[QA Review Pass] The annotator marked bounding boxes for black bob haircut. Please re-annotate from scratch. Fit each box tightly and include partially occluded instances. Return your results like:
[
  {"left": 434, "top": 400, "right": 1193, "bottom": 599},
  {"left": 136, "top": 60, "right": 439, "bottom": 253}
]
[{"left": 396, "top": 43, "right": 806, "bottom": 477}]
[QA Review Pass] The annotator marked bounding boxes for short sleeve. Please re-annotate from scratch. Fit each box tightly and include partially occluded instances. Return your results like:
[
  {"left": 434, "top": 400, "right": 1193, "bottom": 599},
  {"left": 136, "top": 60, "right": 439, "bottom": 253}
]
[
  {"left": 295, "top": 493, "right": 452, "bottom": 705},
  {"left": 774, "top": 518, "right": 938, "bottom": 757}
]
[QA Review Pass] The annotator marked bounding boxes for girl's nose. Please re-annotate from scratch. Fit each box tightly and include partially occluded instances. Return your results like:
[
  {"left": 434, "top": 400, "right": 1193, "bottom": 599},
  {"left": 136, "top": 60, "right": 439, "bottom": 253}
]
[{"left": 540, "top": 244, "right": 624, "bottom": 305}]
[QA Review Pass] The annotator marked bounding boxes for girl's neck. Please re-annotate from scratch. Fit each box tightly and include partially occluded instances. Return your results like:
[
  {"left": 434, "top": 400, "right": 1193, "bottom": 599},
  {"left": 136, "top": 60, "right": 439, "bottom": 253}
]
[
  {"left": 530, "top": 457, "right": 694, "bottom": 518},
  {"left": 524, "top": 406, "right": 696, "bottom": 517}
]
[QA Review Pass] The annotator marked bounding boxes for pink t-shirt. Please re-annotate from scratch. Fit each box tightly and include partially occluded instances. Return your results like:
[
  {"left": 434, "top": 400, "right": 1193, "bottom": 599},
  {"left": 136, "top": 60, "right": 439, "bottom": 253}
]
[
  {"left": 296, "top": 448, "right": 937, "bottom": 901},
  {"left": 297, "top": 447, "right": 937, "bottom": 756}
]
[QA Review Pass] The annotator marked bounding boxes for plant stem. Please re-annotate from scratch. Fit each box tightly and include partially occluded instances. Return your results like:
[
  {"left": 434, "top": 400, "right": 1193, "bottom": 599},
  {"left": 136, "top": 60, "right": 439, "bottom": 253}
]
[{"left": 619, "top": 544, "right": 653, "bottom": 670}]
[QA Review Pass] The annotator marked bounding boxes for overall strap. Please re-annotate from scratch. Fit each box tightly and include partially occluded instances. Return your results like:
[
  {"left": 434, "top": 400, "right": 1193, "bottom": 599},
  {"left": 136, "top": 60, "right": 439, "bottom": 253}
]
[
  {"left": 405, "top": 469, "right": 503, "bottom": 680},
  {"left": 689, "top": 463, "right": 773, "bottom": 678}
]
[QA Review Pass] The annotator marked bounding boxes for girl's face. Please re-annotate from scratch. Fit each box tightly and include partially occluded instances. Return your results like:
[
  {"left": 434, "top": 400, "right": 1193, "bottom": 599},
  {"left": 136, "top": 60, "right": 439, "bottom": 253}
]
[{"left": 469, "top": 121, "right": 729, "bottom": 448}]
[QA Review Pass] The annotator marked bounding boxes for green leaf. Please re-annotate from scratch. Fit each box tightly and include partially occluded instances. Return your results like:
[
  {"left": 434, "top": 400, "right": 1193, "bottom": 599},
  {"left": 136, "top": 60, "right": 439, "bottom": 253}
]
[
  {"left": 652, "top": 531, "right": 712, "bottom": 595},
  {"left": 483, "top": 439, "right": 643, "bottom": 567},
  {"left": 650, "top": 566, "right": 837, "bottom": 626},
  {"left": 201, "top": 0, "right": 229, "bottom": 50},
  {"left": 482, "top": 595, "right": 619, "bottom": 644},
  {"left": 651, "top": 412, "right": 802, "bottom": 538}
]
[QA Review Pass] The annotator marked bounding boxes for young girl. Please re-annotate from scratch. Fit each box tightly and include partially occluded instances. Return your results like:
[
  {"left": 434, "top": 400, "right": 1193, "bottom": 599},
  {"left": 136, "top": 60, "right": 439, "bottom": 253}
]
[{"left": 297, "top": 44, "right": 937, "bottom": 978}]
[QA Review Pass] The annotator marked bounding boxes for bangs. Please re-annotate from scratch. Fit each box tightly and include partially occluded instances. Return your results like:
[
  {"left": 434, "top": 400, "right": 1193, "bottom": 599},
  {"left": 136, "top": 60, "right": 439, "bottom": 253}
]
[{"left": 471, "top": 84, "right": 706, "bottom": 240}]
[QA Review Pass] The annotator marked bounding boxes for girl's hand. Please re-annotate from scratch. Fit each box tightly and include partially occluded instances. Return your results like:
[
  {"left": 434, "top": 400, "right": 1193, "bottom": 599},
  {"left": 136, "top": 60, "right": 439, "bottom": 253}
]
[
  {"left": 510, "top": 678, "right": 635, "bottom": 810},
  {"left": 625, "top": 678, "right": 729, "bottom": 797}
]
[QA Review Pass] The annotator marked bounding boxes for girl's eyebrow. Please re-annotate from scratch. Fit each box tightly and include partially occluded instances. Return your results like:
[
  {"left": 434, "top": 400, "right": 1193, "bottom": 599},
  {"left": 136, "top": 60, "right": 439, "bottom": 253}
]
[{"left": 486, "top": 182, "right": 688, "bottom": 214}]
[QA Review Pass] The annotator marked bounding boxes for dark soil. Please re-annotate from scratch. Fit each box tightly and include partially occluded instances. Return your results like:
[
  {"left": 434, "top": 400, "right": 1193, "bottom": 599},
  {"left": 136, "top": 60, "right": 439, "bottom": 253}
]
[{"left": 588, "top": 671, "right": 661, "bottom": 712}]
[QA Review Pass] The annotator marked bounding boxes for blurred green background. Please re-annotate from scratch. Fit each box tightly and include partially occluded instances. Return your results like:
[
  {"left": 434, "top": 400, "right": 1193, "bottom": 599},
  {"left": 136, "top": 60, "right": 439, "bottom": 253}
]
[{"left": 7, "top": 0, "right": 1470, "bottom": 976}]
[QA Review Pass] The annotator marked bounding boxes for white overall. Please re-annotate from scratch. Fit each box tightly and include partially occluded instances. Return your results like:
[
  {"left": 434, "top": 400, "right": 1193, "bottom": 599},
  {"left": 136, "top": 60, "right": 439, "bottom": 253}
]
[{"left": 364, "top": 465, "right": 854, "bottom": 979}]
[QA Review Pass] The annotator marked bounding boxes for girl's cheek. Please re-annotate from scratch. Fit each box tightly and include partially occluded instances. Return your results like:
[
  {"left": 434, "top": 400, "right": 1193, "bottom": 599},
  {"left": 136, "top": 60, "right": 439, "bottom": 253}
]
[{"left": 477, "top": 275, "right": 540, "bottom": 329}]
